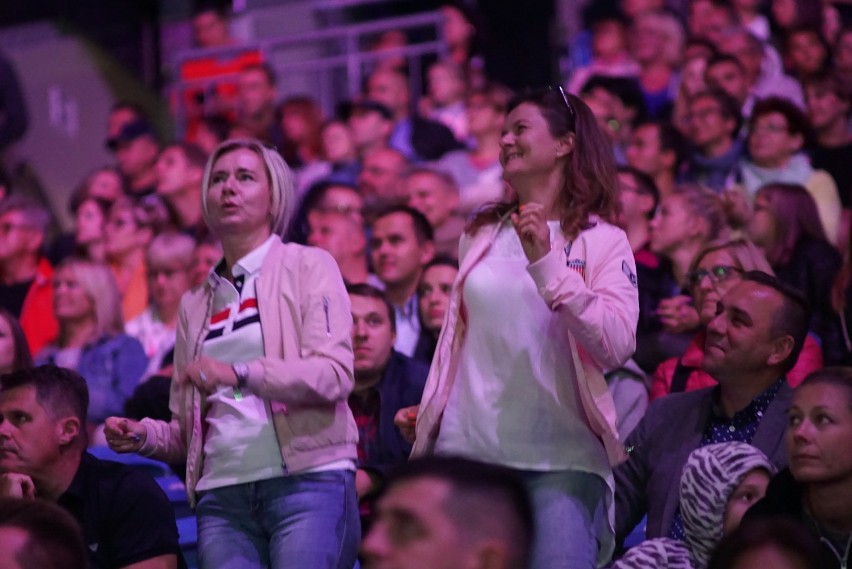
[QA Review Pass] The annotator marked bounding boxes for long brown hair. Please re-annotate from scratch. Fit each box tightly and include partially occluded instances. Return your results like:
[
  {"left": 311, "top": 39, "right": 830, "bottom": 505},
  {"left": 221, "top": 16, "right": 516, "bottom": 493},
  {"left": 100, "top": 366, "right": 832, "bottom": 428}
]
[
  {"left": 0, "top": 308, "right": 33, "bottom": 372},
  {"left": 467, "top": 88, "right": 618, "bottom": 239},
  {"left": 755, "top": 183, "right": 827, "bottom": 266}
]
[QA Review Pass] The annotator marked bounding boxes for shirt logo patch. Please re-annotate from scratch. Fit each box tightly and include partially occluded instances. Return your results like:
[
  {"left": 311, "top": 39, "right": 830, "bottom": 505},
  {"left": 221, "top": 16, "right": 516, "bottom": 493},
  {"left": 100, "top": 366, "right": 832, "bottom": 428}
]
[
  {"left": 567, "top": 259, "right": 586, "bottom": 280},
  {"left": 622, "top": 260, "right": 638, "bottom": 288}
]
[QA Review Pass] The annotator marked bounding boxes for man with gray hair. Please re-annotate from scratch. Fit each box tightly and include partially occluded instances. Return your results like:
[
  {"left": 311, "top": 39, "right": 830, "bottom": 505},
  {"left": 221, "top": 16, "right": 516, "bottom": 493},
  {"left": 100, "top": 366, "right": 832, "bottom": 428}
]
[
  {"left": 717, "top": 26, "right": 804, "bottom": 110},
  {"left": 0, "top": 195, "right": 57, "bottom": 353},
  {"left": 404, "top": 166, "right": 464, "bottom": 259}
]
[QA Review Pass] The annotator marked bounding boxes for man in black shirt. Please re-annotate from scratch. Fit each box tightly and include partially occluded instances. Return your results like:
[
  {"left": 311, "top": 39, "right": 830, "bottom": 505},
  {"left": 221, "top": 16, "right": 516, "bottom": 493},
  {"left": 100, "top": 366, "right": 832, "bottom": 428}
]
[{"left": 0, "top": 365, "right": 182, "bottom": 569}]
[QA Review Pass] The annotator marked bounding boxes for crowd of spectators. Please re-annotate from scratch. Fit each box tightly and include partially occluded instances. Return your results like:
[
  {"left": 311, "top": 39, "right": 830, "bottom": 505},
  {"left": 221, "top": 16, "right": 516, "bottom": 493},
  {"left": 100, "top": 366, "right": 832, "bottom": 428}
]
[{"left": 2, "top": 0, "right": 852, "bottom": 568}]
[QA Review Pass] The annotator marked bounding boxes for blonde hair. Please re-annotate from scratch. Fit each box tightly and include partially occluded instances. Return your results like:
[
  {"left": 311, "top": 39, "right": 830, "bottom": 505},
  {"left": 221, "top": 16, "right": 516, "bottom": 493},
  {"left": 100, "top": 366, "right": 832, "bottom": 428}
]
[
  {"left": 201, "top": 138, "right": 295, "bottom": 238},
  {"left": 689, "top": 238, "right": 775, "bottom": 278},
  {"left": 670, "top": 183, "right": 729, "bottom": 242},
  {"left": 55, "top": 258, "right": 124, "bottom": 338},
  {"left": 146, "top": 232, "right": 195, "bottom": 269},
  {"left": 635, "top": 11, "right": 685, "bottom": 67}
]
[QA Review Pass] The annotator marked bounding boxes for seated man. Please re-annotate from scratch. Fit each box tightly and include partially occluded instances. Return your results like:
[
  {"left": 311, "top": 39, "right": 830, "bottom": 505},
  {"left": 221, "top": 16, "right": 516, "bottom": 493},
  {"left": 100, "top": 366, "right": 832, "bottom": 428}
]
[
  {"left": 404, "top": 166, "right": 465, "bottom": 259},
  {"left": 369, "top": 206, "right": 436, "bottom": 359},
  {"left": 0, "top": 195, "right": 57, "bottom": 354},
  {"left": 361, "top": 456, "right": 534, "bottom": 569},
  {"left": 682, "top": 89, "right": 744, "bottom": 193},
  {"left": 625, "top": 119, "right": 685, "bottom": 199},
  {"left": 0, "top": 365, "right": 182, "bottom": 569},
  {"left": 615, "top": 272, "right": 809, "bottom": 548},
  {"left": 154, "top": 142, "right": 208, "bottom": 237},
  {"left": 358, "top": 147, "right": 410, "bottom": 213},
  {"left": 308, "top": 209, "right": 379, "bottom": 288},
  {"left": 347, "top": 283, "right": 428, "bottom": 499},
  {"left": 106, "top": 113, "right": 161, "bottom": 197},
  {"left": 366, "top": 68, "right": 464, "bottom": 162}
]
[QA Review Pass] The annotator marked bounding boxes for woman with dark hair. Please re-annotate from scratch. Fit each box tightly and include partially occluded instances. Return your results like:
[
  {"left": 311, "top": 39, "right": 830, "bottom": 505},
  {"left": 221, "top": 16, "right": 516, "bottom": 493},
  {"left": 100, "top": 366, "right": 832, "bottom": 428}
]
[
  {"left": 747, "top": 183, "right": 843, "bottom": 363},
  {"left": 106, "top": 139, "right": 359, "bottom": 569},
  {"left": 399, "top": 88, "right": 639, "bottom": 568},
  {"left": 742, "top": 367, "right": 852, "bottom": 569},
  {"left": 413, "top": 255, "right": 459, "bottom": 363},
  {"left": 0, "top": 307, "right": 33, "bottom": 374}
]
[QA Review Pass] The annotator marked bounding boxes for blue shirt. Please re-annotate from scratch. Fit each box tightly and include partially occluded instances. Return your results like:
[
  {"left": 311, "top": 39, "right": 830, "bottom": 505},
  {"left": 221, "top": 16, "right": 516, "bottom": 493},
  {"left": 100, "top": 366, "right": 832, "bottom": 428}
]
[{"left": 388, "top": 117, "right": 417, "bottom": 161}]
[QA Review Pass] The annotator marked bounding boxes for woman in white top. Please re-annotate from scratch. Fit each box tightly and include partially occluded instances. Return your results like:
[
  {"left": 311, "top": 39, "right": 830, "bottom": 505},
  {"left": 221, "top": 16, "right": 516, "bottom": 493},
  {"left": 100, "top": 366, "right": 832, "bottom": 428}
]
[
  {"left": 400, "top": 88, "right": 640, "bottom": 568},
  {"left": 105, "top": 139, "right": 359, "bottom": 569}
]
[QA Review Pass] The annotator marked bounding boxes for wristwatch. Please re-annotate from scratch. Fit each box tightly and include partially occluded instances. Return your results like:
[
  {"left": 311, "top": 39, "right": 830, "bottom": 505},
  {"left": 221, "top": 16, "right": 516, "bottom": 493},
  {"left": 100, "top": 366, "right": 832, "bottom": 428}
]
[{"left": 232, "top": 361, "right": 250, "bottom": 392}]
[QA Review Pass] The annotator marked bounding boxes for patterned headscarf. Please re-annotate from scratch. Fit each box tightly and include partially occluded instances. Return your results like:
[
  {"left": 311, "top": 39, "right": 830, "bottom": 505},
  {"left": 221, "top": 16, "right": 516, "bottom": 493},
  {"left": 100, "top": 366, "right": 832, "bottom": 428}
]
[{"left": 679, "top": 442, "right": 776, "bottom": 569}]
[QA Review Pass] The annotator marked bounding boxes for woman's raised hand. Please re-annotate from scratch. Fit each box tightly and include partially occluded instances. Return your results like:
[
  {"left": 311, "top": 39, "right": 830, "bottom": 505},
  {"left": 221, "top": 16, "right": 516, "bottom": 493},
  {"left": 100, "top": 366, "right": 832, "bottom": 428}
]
[
  {"left": 104, "top": 417, "right": 146, "bottom": 453},
  {"left": 511, "top": 203, "right": 551, "bottom": 263}
]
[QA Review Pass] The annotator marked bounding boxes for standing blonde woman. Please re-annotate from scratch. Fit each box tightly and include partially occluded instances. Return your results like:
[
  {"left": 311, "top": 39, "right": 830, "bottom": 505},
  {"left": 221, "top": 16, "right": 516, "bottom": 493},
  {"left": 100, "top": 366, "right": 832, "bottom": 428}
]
[{"left": 105, "top": 139, "right": 359, "bottom": 569}]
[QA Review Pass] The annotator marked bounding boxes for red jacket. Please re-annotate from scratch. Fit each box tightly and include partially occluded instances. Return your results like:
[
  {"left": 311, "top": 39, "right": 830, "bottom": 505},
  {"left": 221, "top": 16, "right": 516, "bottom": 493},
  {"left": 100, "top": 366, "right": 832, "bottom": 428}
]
[
  {"left": 20, "top": 258, "right": 58, "bottom": 354},
  {"left": 650, "top": 330, "right": 823, "bottom": 401}
]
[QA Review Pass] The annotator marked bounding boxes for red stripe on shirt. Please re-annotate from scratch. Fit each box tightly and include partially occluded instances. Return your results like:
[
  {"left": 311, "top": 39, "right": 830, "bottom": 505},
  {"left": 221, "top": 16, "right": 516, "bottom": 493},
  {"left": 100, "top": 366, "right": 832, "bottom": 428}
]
[{"left": 210, "top": 308, "right": 230, "bottom": 324}]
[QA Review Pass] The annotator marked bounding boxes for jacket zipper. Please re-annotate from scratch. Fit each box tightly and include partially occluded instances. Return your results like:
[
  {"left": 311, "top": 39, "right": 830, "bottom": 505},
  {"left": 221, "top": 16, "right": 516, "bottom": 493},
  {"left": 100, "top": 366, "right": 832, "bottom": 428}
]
[{"left": 323, "top": 296, "right": 331, "bottom": 337}]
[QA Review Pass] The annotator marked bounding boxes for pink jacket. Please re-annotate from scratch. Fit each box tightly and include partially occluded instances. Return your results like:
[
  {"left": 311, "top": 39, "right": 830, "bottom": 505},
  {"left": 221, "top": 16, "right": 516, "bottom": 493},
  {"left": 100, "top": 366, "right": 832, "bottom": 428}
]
[
  {"left": 139, "top": 240, "right": 358, "bottom": 505},
  {"left": 412, "top": 216, "right": 639, "bottom": 466}
]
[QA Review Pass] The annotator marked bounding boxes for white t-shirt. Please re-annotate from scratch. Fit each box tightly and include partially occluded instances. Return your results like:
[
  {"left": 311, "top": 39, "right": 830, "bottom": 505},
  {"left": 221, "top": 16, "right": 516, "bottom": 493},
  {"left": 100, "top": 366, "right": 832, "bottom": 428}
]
[
  {"left": 196, "top": 237, "right": 284, "bottom": 491},
  {"left": 435, "top": 221, "right": 610, "bottom": 475}
]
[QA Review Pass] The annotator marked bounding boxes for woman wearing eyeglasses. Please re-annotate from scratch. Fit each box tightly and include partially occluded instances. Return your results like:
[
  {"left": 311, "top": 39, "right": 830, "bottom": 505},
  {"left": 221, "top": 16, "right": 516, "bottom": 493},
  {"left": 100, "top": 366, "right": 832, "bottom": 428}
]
[
  {"left": 650, "top": 239, "right": 824, "bottom": 400},
  {"left": 396, "top": 88, "right": 639, "bottom": 569}
]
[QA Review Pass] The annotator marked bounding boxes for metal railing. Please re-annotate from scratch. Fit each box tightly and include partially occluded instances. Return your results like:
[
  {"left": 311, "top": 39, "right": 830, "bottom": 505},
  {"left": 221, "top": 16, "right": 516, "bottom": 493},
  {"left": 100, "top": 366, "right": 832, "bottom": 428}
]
[{"left": 168, "top": 11, "right": 447, "bottom": 135}]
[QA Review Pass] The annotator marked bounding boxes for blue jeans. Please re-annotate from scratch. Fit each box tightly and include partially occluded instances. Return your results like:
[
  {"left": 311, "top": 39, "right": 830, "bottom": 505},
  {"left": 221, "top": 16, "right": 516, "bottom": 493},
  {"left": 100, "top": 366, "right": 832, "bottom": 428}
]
[
  {"left": 518, "top": 470, "right": 608, "bottom": 569},
  {"left": 196, "top": 470, "right": 359, "bottom": 569}
]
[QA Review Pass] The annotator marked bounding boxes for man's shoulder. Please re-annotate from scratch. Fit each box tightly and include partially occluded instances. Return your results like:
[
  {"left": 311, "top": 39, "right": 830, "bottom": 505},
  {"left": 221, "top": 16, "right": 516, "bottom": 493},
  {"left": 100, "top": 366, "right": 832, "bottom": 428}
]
[
  {"left": 637, "top": 387, "right": 714, "bottom": 432},
  {"left": 77, "top": 453, "right": 165, "bottom": 496},
  {"left": 71, "top": 454, "right": 182, "bottom": 568},
  {"left": 385, "top": 351, "right": 429, "bottom": 387},
  {"left": 648, "top": 385, "right": 714, "bottom": 411}
]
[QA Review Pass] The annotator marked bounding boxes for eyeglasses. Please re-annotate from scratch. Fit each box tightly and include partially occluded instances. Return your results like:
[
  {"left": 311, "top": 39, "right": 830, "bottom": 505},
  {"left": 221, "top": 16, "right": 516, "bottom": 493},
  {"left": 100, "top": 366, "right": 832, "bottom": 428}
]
[
  {"left": 687, "top": 265, "right": 742, "bottom": 288},
  {"left": 551, "top": 85, "right": 575, "bottom": 121}
]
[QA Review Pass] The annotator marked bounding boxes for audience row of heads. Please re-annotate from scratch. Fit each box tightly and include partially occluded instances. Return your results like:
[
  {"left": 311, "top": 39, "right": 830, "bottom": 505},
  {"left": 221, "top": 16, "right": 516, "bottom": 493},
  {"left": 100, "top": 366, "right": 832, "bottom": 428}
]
[
  {"left": 3, "top": 359, "right": 849, "bottom": 569},
  {"left": 618, "top": 170, "right": 836, "bottom": 265}
]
